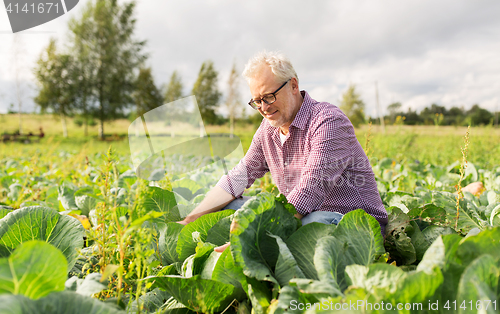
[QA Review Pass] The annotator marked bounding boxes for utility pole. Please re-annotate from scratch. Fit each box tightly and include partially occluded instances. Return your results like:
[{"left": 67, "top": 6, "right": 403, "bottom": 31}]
[
  {"left": 495, "top": 103, "right": 498, "bottom": 128},
  {"left": 12, "top": 34, "right": 24, "bottom": 135},
  {"left": 375, "top": 81, "right": 385, "bottom": 133}
]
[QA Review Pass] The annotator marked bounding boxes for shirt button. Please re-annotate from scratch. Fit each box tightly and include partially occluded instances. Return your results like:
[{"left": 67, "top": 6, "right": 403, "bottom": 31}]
[{"left": 286, "top": 189, "right": 289, "bottom": 193}]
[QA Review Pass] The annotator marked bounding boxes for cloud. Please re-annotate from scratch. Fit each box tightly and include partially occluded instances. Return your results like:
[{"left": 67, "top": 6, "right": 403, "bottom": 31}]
[{"left": 0, "top": 0, "right": 499, "bottom": 115}]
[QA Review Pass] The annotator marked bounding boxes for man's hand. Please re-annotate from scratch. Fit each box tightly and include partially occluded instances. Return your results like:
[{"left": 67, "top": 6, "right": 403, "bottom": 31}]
[
  {"left": 177, "top": 215, "right": 197, "bottom": 226},
  {"left": 214, "top": 242, "right": 230, "bottom": 252},
  {"left": 175, "top": 186, "right": 235, "bottom": 226},
  {"left": 461, "top": 181, "right": 485, "bottom": 196},
  {"left": 212, "top": 216, "right": 242, "bottom": 253}
]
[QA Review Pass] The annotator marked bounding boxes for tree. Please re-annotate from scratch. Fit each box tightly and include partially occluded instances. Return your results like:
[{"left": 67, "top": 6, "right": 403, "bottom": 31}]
[
  {"left": 421, "top": 103, "right": 446, "bottom": 124},
  {"left": 402, "top": 107, "right": 421, "bottom": 125},
  {"left": 340, "top": 85, "right": 365, "bottom": 128},
  {"left": 68, "top": 13, "right": 98, "bottom": 137},
  {"left": 387, "top": 102, "right": 402, "bottom": 123},
  {"left": 162, "top": 71, "right": 185, "bottom": 123},
  {"left": 164, "top": 70, "right": 183, "bottom": 104},
  {"left": 69, "top": 0, "right": 146, "bottom": 140},
  {"left": 447, "top": 106, "right": 465, "bottom": 126},
  {"left": 467, "top": 104, "right": 493, "bottom": 126},
  {"left": 133, "top": 67, "right": 163, "bottom": 117},
  {"left": 192, "top": 60, "right": 222, "bottom": 125},
  {"left": 225, "top": 62, "right": 240, "bottom": 137},
  {"left": 34, "top": 39, "right": 77, "bottom": 137}
]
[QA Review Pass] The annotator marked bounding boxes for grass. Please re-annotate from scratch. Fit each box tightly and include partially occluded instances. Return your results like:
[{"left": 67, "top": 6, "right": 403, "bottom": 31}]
[
  {"left": 355, "top": 124, "right": 500, "bottom": 168},
  {"left": 0, "top": 114, "right": 258, "bottom": 157},
  {"left": 1, "top": 113, "right": 499, "bottom": 168}
]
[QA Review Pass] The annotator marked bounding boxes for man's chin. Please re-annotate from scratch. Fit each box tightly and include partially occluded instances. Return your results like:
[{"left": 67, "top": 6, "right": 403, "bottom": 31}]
[
  {"left": 266, "top": 119, "right": 283, "bottom": 128},
  {"left": 261, "top": 112, "right": 286, "bottom": 128}
]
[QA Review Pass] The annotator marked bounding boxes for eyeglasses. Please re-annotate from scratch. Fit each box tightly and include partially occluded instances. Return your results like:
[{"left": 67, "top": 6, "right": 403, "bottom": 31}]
[{"left": 248, "top": 79, "right": 290, "bottom": 110}]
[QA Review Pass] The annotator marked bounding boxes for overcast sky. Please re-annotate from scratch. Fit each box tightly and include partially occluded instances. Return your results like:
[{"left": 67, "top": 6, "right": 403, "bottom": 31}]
[{"left": 1, "top": 0, "right": 499, "bottom": 117}]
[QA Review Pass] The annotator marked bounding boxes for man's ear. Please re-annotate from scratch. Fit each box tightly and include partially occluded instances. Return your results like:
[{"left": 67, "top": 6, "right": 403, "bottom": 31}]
[{"left": 290, "top": 77, "right": 299, "bottom": 94}]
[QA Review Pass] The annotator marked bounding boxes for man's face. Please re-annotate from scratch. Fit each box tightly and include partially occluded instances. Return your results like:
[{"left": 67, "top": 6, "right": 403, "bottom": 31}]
[{"left": 248, "top": 65, "right": 297, "bottom": 130}]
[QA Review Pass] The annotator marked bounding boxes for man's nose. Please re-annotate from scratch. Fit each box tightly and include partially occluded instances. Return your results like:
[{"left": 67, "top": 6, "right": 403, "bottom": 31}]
[{"left": 261, "top": 101, "right": 271, "bottom": 113}]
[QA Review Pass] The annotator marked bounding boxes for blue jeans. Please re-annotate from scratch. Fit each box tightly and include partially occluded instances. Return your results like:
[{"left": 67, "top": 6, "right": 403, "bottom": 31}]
[
  {"left": 223, "top": 196, "right": 344, "bottom": 226},
  {"left": 301, "top": 210, "right": 344, "bottom": 226},
  {"left": 222, "top": 196, "right": 252, "bottom": 210}
]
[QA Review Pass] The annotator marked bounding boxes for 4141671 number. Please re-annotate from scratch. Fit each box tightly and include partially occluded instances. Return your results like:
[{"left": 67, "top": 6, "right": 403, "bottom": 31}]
[
  {"left": 443, "top": 300, "right": 496, "bottom": 311},
  {"left": 5, "top": 2, "right": 59, "bottom": 14}
]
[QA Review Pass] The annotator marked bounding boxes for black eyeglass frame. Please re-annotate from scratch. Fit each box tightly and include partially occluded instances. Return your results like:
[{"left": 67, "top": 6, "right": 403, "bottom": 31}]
[{"left": 248, "top": 79, "right": 290, "bottom": 110}]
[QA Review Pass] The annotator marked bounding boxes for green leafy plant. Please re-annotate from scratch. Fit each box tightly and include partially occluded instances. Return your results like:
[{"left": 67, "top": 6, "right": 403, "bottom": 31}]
[{"left": 1, "top": 136, "right": 499, "bottom": 313}]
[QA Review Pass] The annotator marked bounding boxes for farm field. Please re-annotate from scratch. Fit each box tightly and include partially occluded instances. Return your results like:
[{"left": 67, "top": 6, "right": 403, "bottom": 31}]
[
  {"left": 1, "top": 115, "right": 500, "bottom": 313},
  {"left": 2, "top": 114, "right": 500, "bottom": 163}
]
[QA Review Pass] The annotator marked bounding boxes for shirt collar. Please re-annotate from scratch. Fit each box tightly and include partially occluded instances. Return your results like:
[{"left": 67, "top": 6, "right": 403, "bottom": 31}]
[{"left": 289, "top": 90, "right": 313, "bottom": 131}]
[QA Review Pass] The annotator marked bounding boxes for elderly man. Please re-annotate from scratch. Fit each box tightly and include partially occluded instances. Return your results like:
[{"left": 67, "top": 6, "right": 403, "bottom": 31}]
[{"left": 179, "top": 51, "right": 388, "bottom": 250}]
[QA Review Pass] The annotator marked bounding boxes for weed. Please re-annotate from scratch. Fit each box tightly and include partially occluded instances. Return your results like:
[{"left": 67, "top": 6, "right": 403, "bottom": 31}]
[
  {"left": 364, "top": 122, "right": 373, "bottom": 159},
  {"left": 454, "top": 126, "right": 470, "bottom": 230},
  {"left": 434, "top": 113, "right": 444, "bottom": 128}
]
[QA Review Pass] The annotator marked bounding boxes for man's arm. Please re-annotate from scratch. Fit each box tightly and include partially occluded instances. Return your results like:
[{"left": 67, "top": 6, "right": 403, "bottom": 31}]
[
  {"left": 179, "top": 123, "right": 269, "bottom": 225},
  {"left": 178, "top": 186, "right": 236, "bottom": 225}
]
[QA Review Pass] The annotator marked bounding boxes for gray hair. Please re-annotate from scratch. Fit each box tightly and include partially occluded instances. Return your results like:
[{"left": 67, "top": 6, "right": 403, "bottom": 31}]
[{"left": 243, "top": 51, "right": 298, "bottom": 84}]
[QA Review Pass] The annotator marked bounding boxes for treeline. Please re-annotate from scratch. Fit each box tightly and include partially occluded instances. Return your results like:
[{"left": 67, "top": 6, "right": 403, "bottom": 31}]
[
  {"left": 340, "top": 85, "right": 498, "bottom": 128},
  {"left": 32, "top": 0, "right": 246, "bottom": 139},
  {"left": 370, "top": 102, "right": 499, "bottom": 127}
]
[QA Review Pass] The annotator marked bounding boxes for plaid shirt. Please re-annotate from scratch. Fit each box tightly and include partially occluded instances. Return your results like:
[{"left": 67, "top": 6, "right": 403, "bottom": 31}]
[{"left": 217, "top": 91, "right": 388, "bottom": 227}]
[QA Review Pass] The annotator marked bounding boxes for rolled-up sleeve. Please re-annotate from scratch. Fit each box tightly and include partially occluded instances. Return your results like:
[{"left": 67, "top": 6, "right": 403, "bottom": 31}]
[{"left": 216, "top": 126, "right": 270, "bottom": 198}]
